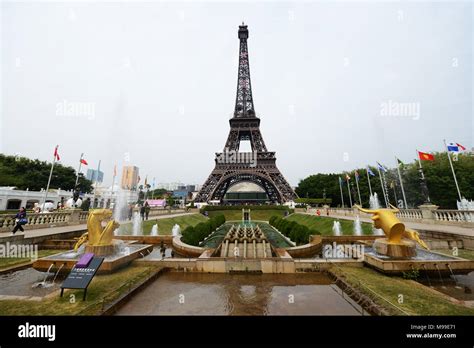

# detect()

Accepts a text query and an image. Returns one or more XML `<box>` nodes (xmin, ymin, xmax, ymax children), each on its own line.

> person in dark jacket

<box><xmin>144</xmin><ymin>202</ymin><xmax>150</xmax><ymax>220</ymax></box>
<box><xmin>12</xmin><ymin>207</ymin><xmax>27</xmax><ymax>234</ymax></box>
<box><xmin>140</xmin><ymin>205</ymin><xmax>145</xmax><ymax>220</ymax></box>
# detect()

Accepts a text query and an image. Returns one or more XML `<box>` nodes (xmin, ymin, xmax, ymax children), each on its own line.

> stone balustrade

<box><xmin>0</xmin><ymin>210</ymin><xmax>76</xmax><ymax>231</ymax></box>
<box><xmin>396</xmin><ymin>209</ymin><xmax>423</xmax><ymax>220</ymax></box>
<box><xmin>324</xmin><ymin>206</ymin><xmax>474</xmax><ymax>227</ymax></box>
<box><xmin>433</xmin><ymin>209</ymin><xmax>474</xmax><ymax>223</ymax></box>
<box><xmin>0</xmin><ymin>208</ymin><xmax>187</xmax><ymax>233</ymax></box>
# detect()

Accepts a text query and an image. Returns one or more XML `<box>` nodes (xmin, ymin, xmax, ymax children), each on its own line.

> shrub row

<box><xmin>269</xmin><ymin>216</ymin><xmax>320</xmax><ymax>245</ymax></box>
<box><xmin>200</xmin><ymin>205</ymin><xmax>293</xmax><ymax>212</ymax></box>
<box><xmin>181</xmin><ymin>214</ymin><xmax>226</xmax><ymax>246</ymax></box>
<box><xmin>294</xmin><ymin>198</ymin><xmax>332</xmax><ymax>205</ymax></box>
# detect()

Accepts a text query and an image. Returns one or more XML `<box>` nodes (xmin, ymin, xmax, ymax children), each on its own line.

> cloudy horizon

<box><xmin>1</xmin><ymin>1</ymin><xmax>472</xmax><ymax>188</ymax></box>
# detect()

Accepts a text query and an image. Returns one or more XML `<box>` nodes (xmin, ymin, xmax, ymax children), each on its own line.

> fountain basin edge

<box><xmin>32</xmin><ymin>244</ymin><xmax>154</xmax><ymax>274</ymax></box>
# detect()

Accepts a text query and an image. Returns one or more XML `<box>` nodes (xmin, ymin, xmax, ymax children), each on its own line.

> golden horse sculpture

<box><xmin>74</xmin><ymin>209</ymin><xmax>120</xmax><ymax>256</ymax></box>
<box><xmin>355</xmin><ymin>204</ymin><xmax>429</xmax><ymax>258</ymax></box>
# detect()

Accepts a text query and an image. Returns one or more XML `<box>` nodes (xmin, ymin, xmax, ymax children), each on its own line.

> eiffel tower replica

<box><xmin>195</xmin><ymin>23</ymin><xmax>297</xmax><ymax>204</ymax></box>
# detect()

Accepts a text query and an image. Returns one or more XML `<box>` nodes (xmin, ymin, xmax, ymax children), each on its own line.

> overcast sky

<box><xmin>1</xmin><ymin>1</ymin><xmax>472</xmax><ymax>188</ymax></box>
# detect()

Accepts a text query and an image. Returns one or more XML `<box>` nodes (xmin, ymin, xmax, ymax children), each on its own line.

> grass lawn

<box><xmin>331</xmin><ymin>266</ymin><xmax>474</xmax><ymax>315</ymax></box>
<box><xmin>0</xmin><ymin>265</ymin><xmax>159</xmax><ymax>315</ymax></box>
<box><xmin>434</xmin><ymin>249</ymin><xmax>474</xmax><ymax>260</ymax></box>
<box><xmin>207</xmin><ymin>209</ymin><xmax>288</xmax><ymax>221</ymax></box>
<box><xmin>286</xmin><ymin>213</ymin><xmax>373</xmax><ymax>235</ymax></box>
<box><xmin>117</xmin><ymin>214</ymin><xmax>208</xmax><ymax>235</ymax></box>
<box><xmin>0</xmin><ymin>250</ymin><xmax>67</xmax><ymax>271</ymax></box>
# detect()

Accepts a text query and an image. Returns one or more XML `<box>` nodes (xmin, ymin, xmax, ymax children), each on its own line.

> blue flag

<box><xmin>367</xmin><ymin>166</ymin><xmax>375</xmax><ymax>177</ymax></box>
<box><xmin>377</xmin><ymin>162</ymin><xmax>387</xmax><ymax>173</ymax></box>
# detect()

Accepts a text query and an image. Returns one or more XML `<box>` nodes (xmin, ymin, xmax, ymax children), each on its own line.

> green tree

<box><xmin>295</xmin><ymin>152</ymin><xmax>474</xmax><ymax>209</ymax></box>
<box><xmin>0</xmin><ymin>154</ymin><xmax>93</xmax><ymax>193</ymax></box>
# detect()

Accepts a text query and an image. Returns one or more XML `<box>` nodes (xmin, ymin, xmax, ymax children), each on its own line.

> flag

<box><xmin>447</xmin><ymin>142</ymin><xmax>466</xmax><ymax>152</ymax></box>
<box><xmin>113</xmin><ymin>164</ymin><xmax>117</xmax><ymax>177</ymax></box>
<box><xmin>144</xmin><ymin>176</ymin><xmax>148</xmax><ymax>186</ymax></box>
<box><xmin>396</xmin><ymin>157</ymin><xmax>404</xmax><ymax>167</ymax></box>
<box><xmin>355</xmin><ymin>170</ymin><xmax>360</xmax><ymax>181</ymax></box>
<box><xmin>53</xmin><ymin>145</ymin><xmax>60</xmax><ymax>161</ymax></box>
<box><xmin>418</xmin><ymin>151</ymin><xmax>434</xmax><ymax>161</ymax></box>
<box><xmin>453</xmin><ymin>152</ymin><xmax>459</xmax><ymax>162</ymax></box>
<box><xmin>80</xmin><ymin>158</ymin><xmax>88</xmax><ymax>165</ymax></box>
<box><xmin>138</xmin><ymin>175</ymin><xmax>141</xmax><ymax>183</ymax></box>
<box><xmin>376</xmin><ymin>162</ymin><xmax>387</xmax><ymax>172</ymax></box>
<box><xmin>345</xmin><ymin>174</ymin><xmax>351</xmax><ymax>181</ymax></box>
<box><xmin>367</xmin><ymin>167</ymin><xmax>375</xmax><ymax>177</ymax></box>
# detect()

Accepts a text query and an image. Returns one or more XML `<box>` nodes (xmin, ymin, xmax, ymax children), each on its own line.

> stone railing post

<box><xmin>418</xmin><ymin>203</ymin><xmax>439</xmax><ymax>223</ymax></box>
<box><xmin>67</xmin><ymin>209</ymin><xmax>81</xmax><ymax>224</ymax></box>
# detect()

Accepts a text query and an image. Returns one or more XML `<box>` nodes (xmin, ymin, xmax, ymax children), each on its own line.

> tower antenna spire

<box><xmin>234</xmin><ymin>23</ymin><xmax>255</xmax><ymax>117</ymax></box>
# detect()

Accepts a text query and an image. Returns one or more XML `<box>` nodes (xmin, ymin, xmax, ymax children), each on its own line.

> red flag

<box><xmin>418</xmin><ymin>151</ymin><xmax>434</xmax><ymax>161</ymax></box>
<box><xmin>53</xmin><ymin>145</ymin><xmax>60</xmax><ymax>161</ymax></box>
<box><xmin>80</xmin><ymin>158</ymin><xmax>88</xmax><ymax>165</ymax></box>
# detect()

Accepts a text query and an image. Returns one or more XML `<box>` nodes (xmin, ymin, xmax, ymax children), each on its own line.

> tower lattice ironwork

<box><xmin>195</xmin><ymin>23</ymin><xmax>297</xmax><ymax>204</ymax></box>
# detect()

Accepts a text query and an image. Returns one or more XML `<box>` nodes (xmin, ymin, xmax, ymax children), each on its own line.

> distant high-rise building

<box><xmin>86</xmin><ymin>169</ymin><xmax>104</xmax><ymax>183</ymax></box>
<box><xmin>121</xmin><ymin>166</ymin><xmax>139</xmax><ymax>190</ymax></box>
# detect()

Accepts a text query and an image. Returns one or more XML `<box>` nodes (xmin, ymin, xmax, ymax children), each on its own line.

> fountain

<box><xmin>422</xmin><ymin>264</ymin><xmax>432</xmax><ymax>287</ymax></box>
<box><xmin>132</xmin><ymin>211</ymin><xmax>142</xmax><ymax>236</ymax></box>
<box><xmin>151</xmin><ymin>224</ymin><xmax>159</xmax><ymax>236</ymax></box>
<box><xmin>435</xmin><ymin>264</ymin><xmax>445</xmax><ymax>288</ymax></box>
<box><xmin>351</xmin><ymin>204</ymin><xmax>474</xmax><ymax>276</ymax></box>
<box><xmin>353</xmin><ymin>216</ymin><xmax>362</xmax><ymax>236</ymax></box>
<box><xmin>447</xmin><ymin>264</ymin><xmax>463</xmax><ymax>289</ymax></box>
<box><xmin>356</xmin><ymin>204</ymin><xmax>428</xmax><ymax>258</ymax></box>
<box><xmin>41</xmin><ymin>263</ymin><xmax>54</xmax><ymax>287</ymax></box>
<box><xmin>172</xmin><ymin>224</ymin><xmax>181</xmax><ymax>237</ymax></box>
<box><xmin>33</xmin><ymin>208</ymin><xmax>153</xmax><ymax>273</ymax></box>
<box><xmin>52</xmin><ymin>263</ymin><xmax>65</xmax><ymax>283</ymax></box>
<box><xmin>113</xmin><ymin>188</ymin><xmax>129</xmax><ymax>222</ymax></box>
<box><xmin>369</xmin><ymin>192</ymin><xmax>381</xmax><ymax>209</ymax></box>
<box><xmin>332</xmin><ymin>221</ymin><xmax>342</xmax><ymax>236</ymax></box>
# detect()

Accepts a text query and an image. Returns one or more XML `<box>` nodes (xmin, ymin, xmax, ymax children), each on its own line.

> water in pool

<box><xmin>116</xmin><ymin>272</ymin><xmax>363</xmax><ymax>315</ymax></box>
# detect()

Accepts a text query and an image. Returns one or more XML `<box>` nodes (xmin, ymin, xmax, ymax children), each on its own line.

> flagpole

<box><xmin>355</xmin><ymin>173</ymin><xmax>362</xmax><ymax>206</ymax></box>
<box><xmin>338</xmin><ymin>178</ymin><xmax>345</xmax><ymax>208</ymax></box>
<box><xmin>396</xmin><ymin>157</ymin><xmax>408</xmax><ymax>209</ymax></box>
<box><xmin>366</xmin><ymin>167</ymin><xmax>373</xmax><ymax>197</ymax></box>
<box><xmin>346</xmin><ymin>177</ymin><xmax>353</xmax><ymax>207</ymax></box>
<box><xmin>75</xmin><ymin>153</ymin><xmax>84</xmax><ymax>188</ymax></box>
<box><xmin>382</xmin><ymin>170</ymin><xmax>390</xmax><ymax>207</ymax></box>
<box><xmin>443</xmin><ymin>139</ymin><xmax>462</xmax><ymax>202</ymax></box>
<box><xmin>377</xmin><ymin>165</ymin><xmax>389</xmax><ymax>208</ymax></box>
<box><xmin>93</xmin><ymin>160</ymin><xmax>101</xmax><ymax>208</ymax></box>
<box><xmin>416</xmin><ymin>150</ymin><xmax>431</xmax><ymax>203</ymax></box>
<box><xmin>391</xmin><ymin>181</ymin><xmax>398</xmax><ymax>207</ymax></box>
<box><xmin>41</xmin><ymin>146</ymin><xmax>58</xmax><ymax>211</ymax></box>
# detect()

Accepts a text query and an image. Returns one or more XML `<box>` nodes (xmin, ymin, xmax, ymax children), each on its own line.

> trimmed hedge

<box><xmin>269</xmin><ymin>215</ymin><xmax>320</xmax><ymax>245</ymax></box>
<box><xmin>200</xmin><ymin>205</ymin><xmax>293</xmax><ymax>213</ymax></box>
<box><xmin>181</xmin><ymin>214</ymin><xmax>226</xmax><ymax>246</ymax></box>
<box><xmin>294</xmin><ymin>198</ymin><xmax>332</xmax><ymax>205</ymax></box>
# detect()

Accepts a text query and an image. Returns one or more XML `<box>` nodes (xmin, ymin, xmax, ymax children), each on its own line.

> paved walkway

<box><xmin>0</xmin><ymin>212</ymin><xmax>196</xmax><ymax>242</ymax></box>
<box><xmin>303</xmin><ymin>212</ymin><xmax>474</xmax><ymax>238</ymax></box>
